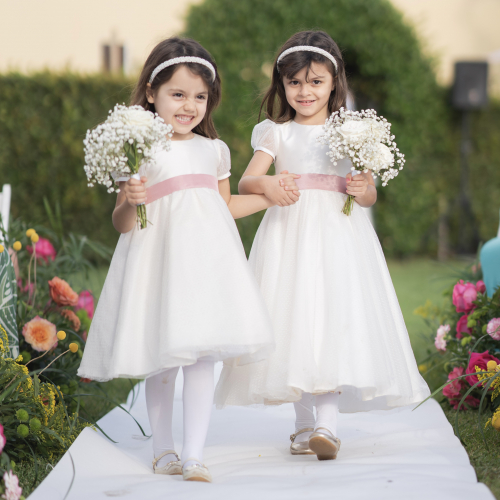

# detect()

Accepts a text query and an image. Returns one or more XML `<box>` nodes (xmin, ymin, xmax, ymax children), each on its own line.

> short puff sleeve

<box><xmin>216</xmin><ymin>139</ymin><xmax>231</xmax><ymax>180</ymax></box>
<box><xmin>251</xmin><ymin>119</ymin><xmax>277</xmax><ymax>161</ymax></box>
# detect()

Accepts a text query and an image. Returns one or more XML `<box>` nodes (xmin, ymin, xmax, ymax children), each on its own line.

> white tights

<box><xmin>145</xmin><ymin>360</ymin><xmax>215</xmax><ymax>468</ymax></box>
<box><xmin>293</xmin><ymin>392</ymin><xmax>339</xmax><ymax>442</ymax></box>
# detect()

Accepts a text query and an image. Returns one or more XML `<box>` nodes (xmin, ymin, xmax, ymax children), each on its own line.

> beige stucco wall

<box><xmin>1</xmin><ymin>0</ymin><xmax>499</xmax><ymax>94</ymax></box>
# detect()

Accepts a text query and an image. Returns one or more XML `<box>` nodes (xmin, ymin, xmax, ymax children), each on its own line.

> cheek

<box><xmin>196</xmin><ymin>100</ymin><xmax>208</xmax><ymax>120</ymax></box>
<box><xmin>155</xmin><ymin>97</ymin><xmax>178</xmax><ymax>122</ymax></box>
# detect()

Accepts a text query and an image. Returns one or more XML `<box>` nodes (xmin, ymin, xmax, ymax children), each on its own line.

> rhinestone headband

<box><xmin>149</xmin><ymin>56</ymin><xmax>216</xmax><ymax>84</ymax></box>
<box><xmin>277</xmin><ymin>46</ymin><xmax>338</xmax><ymax>74</ymax></box>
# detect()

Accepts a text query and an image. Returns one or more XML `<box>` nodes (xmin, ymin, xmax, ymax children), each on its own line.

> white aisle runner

<box><xmin>31</xmin><ymin>366</ymin><xmax>494</xmax><ymax>500</ymax></box>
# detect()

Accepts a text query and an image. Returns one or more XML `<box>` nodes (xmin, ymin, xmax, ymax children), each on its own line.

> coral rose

<box><xmin>61</xmin><ymin>310</ymin><xmax>81</xmax><ymax>331</ymax></box>
<box><xmin>487</xmin><ymin>318</ymin><xmax>500</xmax><ymax>340</ymax></box>
<box><xmin>452</xmin><ymin>280</ymin><xmax>481</xmax><ymax>313</ymax></box>
<box><xmin>466</xmin><ymin>350</ymin><xmax>500</xmax><ymax>387</ymax></box>
<box><xmin>456</xmin><ymin>314</ymin><xmax>472</xmax><ymax>339</ymax></box>
<box><xmin>48</xmin><ymin>277</ymin><xmax>78</xmax><ymax>306</ymax></box>
<box><xmin>27</xmin><ymin>237</ymin><xmax>56</xmax><ymax>263</ymax></box>
<box><xmin>22</xmin><ymin>316</ymin><xmax>57</xmax><ymax>352</ymax></box>
<box><xmin>75</xmin><ymin>290</ymin><xmax>94</xmax><ymax>319</ymax></box>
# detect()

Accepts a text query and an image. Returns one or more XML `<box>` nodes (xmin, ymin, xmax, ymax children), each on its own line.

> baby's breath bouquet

<box><xmin>83</xmin><ymin>104</ymin><xmax>173</xmax><ymax>229</ymax></box>
<box><xmin>318</xmin><ymin>108</ymin><xmax>405</xmax><ymax>215</ymax></box>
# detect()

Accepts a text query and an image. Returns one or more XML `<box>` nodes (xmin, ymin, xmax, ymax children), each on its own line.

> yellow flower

<box><xmin>26</xmin><ymin>228</ymin><xmax>36</xmax><ymax>237</ymax></box>
<box><xmin>31</xmin><ymin>233</ymin><xmax>40</xmax><ymax>243</ymax></box>
<box><xmin>13</xmin><ymin>241</ymin><xmax>22</xmax><ymax>251</ymax></box>
<box><xmin>69</xmin><ymin>343</ymin><xmax>78</xmax><ymax>353</ymax></box>
<box><xmin>0</xmin><ymin>244</ymin><xmax>4</xmax><ymax>253</ymax></box>
<box><xmin>491</xmin><ymin>408</ymin><xmax>500</xmax><ymax>431</ymax></box>
<box><xmin>57</xmin><ymin>331</ymin><xmax>66</xmax><ymax>340</ymax></box>
<box><xmin>15</xmin><ymin>354</ymin><xmax>23</xmax><ymax>363</ymax></box>
<box><xmin>487</xmin><ymin>360</ymin><xmax>498</xmax><ymax>371</ymax></box>
<box><xmin>418</xmin><ymin>364</ymin><xmax>427</xmax><ymax>373</ymax></box>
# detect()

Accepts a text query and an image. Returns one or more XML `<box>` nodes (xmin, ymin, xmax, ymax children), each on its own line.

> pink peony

<box><xmin>27</xmin><ymin>237</ymin><xmax>56</xmax><ymax>263</ymax></box>
<box><xmin>452</xmin><ymin>280</ymin><xmax>484</xmax><ymax>313</ymax></box>
<box><xmin>75</xmin><ymin>290</ymin><xmax>94</xmax><ymax>319</ymax></box>
<box><xmin>487</xmin><ymin>318</ymin><xmax>500</xmax><ymax>340</ymax></box>
<box><xmin>22</xmin><ymin>316</ymin><xmax>57</xmax><ymax>352</ymax></box>
<box><xmin>2</xmin><ymin>470</ymin><xmax>23</xmax><ymax>500</ymax></box>
<box><xmin>456</xmin><ymin>314</ymin><xmax>472</xmax><ymax>339</ymax></box>
<box><xmin>434</xmin><ymin>324</ymin><xmax>450</xmax><ymax>351</ymax></box>
<box><xmin>466</xmin><ymin>350</ymin><xmax>500</xmax><ymax>387</ymax></box>
<box><xmin>0</xmin><ymin>423</ymin><xmax>5</xmax><ymax>454</ymax></box>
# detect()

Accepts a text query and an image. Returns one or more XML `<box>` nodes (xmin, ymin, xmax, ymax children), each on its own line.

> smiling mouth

<box><xmin>297</xmin><ymin>100</ymin><xmax>316</xmax><ymax>106</ymax></box>
<box><xmin>175</xmin><ymin>115</ymin><xmax>195</xmax><ymax>124</ymax></box>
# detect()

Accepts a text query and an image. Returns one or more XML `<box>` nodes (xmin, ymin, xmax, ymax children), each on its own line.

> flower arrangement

<box><xmin>415</xmin><ymin>263</ymin><xmax>500</xmax><ymax>438</ymax></box>
<box><xmin>318</xmin><ymin>108</ymin><xmax>405</xmax><ymax>215</ymax></box>
<box><xmin>83</xmin><ymin>104</ymin><xmax>173</xmax><ymax>229</ymax></box>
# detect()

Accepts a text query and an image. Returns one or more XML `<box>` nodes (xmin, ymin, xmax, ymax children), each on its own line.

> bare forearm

<box><xmin>112</xmin><ymin>202</ymin><xmax>137</xmax><ymax>233</ymax></box>
<box><xmin>354</xmin><ymin>185</ymin><xmax>377</xmax><ymax>208</ymax></box>
<box><xmin>238</xmin><ymin>175</ymin><xmax>268</xmax><ymax>195</ymax></box>
<box><xmin>227</xmin><ymin>194</ymin><xmax>274</xmax><ymax>219</ymax></box>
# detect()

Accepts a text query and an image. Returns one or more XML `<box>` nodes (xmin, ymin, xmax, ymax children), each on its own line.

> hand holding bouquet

<box><xmin>83</xmin><ymin>104</ymin><xmax>173</xmax><ymax>229</ymax></box>
<box><xmin>318</xmin><ymin>108</ymin><xmax>405</xmax><ymax>215</ymax></box>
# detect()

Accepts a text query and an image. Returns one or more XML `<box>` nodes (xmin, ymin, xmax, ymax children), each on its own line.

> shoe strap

<box><xmin>182</xmin><ymin>457</ymin><xmax>206</xmax><ymax>469</ymax></box>
<box><xmin>314</xmin><ymin>427</ymin><xmax>339</xmax><ymax>442</ymax></box>
<box><xmin>290</xmin><ymin>427</ymin><xmax>314</xmax><ymax>442</ymax></box>
<box><xmin>152</xmin><ymin>450</ymin><xmax>180</xmax><ymax>469</ymax></box>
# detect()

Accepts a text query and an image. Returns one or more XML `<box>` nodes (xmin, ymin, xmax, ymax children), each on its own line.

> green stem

<box><xmin>342</xmin><ymin>195</ymin><xmax>355</xmax><ymax>215</ymax></box>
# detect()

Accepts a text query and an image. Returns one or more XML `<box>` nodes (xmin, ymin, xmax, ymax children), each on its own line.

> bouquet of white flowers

<box><xmin>83</xmin><ymin>104</ymin><xmax>173</xmax><ymax>229</ymax></box>
<box><xmin>318</xmin><ymin>108</ymin><xmax>405</xmax><ymax>215</ymax></box>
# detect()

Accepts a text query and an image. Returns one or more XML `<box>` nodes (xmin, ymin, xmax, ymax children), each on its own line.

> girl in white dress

<box><xmin>215</xmin><ymin>31</ymin><xmax>429</xmax><ymax>460</ymax></box>
<box><xmin>78</xmin><ymin>37</ymin><xmax>275</xmax><ymax>482</ymax></box>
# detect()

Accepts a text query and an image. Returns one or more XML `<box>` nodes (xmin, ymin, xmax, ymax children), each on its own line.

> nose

<box><xmin>297</xmin><ymin>84</ymin><xmax>312</xmax><ymax>97</ymax></box>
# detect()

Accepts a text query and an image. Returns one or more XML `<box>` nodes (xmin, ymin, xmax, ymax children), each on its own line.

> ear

<box><xmin>146</xmin><ymin>83</ymin><xmax>155</xmax><ymax>104</ymax></box>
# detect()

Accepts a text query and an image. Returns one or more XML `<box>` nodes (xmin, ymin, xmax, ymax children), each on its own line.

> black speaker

<box><xmin>452</xmin><ymin>62</ymin><xmax>488</xmax><ymax>110</ymax></box>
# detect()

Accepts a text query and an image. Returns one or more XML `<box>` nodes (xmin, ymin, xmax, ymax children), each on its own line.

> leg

<box><xmin>181</xmin><ymin>360</ymin><xmax>215</xmax><ymax>467</ymax></box>
<box><xmin>293</xmin><ymin>392</ymin><xmax>315</xmax><ymax>443</ymax></box>
<box><xmin>145</xmin><ymin>367</ymin><xmax>180</xmax><ymax>468</ymax></box>
<box><xmin>315</xmin><ymin>392</ymin><xmax>339</xmax><ymax>436</ymax></box>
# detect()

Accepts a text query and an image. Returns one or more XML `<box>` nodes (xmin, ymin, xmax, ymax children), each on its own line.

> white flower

<box><xmin>2</xmin><ymin>470</ymin><xmax>23</xmax><ymax>500</ymax></box>
<box><xmin>121</xmin><ymin>108</ymin><xmax>154</xmax><ymax>129</ymax></box>
<box><xmin>338</xmin><ymin>120</ymin><xmax>370</xmax><ymax>142</ymax></box>
<box><xmin>434</xmin><ymin>324</ymin><xmax>450</xmax><ymax>351</ymax></box>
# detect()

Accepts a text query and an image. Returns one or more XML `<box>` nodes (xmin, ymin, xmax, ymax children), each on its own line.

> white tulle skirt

<box><xmin>215</xmin><ymin>190</ymin><xmax>429</xmax><ymax>412</ymax></box>
<box><xmin>78</xmin><ymin>188</ymin><xmax>274</xmax><ymax>382</ymax></box>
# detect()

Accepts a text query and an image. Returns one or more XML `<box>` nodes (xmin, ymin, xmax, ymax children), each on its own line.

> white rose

<box><xmin>122</xmin><ymin>109</ymin><xmax>154</xmax><ymax>129</ymax></box>
<box><xmin>376</xmin><ymin>143</ymin><xmax>393</xmax><ymax>168</ymax></box>
<box><xmin>338</xmin><ymin>120</ymin><xmax>370</xmax><ymax>142</ymax></box>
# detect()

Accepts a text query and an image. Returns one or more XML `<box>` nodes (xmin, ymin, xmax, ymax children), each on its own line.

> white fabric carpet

<box><xmin>30</xmin><ymin>366</ymin><xmax>495</xmax><ymax>500</ymax></box>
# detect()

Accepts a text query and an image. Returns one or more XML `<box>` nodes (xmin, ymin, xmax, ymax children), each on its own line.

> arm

<box><xmin>112</xmin><ymin>176</ymin><xmax>148</xmax><ymax>233</ymax></box>
<box><xmin>346</xmin><ymin>172</ymin><xmax>377</xmax><ymax>208</ymax></box>
<box><xmin>219</xmin><ymin>178</ymin><xmax>275</xmax><ymax>219</ymax></box>
<box><xmin>238</xmin><ymin>151</ymin><xmax>301</xmax><ymax>207</ymax></box>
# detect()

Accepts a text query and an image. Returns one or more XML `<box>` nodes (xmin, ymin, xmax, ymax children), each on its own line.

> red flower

<box><xmin>48</xmin><ymin>277</ymin><xmax>78</xmax><ymax>307</ymax></box>
<box><xmin>80</xmin><ymin>377</ymin><xmax>92</xmax><ymax>383</ymax></box>
<box><xmin>456</xmin><ymin>314</ymin><xmax>472</xmax><ymax>339</ymax></box>
<box><xmin>452</xmin><ymin>280</ymin><xmax>484</xmax><ymax>313</ymax></box>
<box><xmin>27</xmin><ymin>237</ymin><xmax>56</xmax><ymax>263</ymax></box>
<box><xmin>465</xmin><ymin>351</ymin><xmax>500</xmax><ymax>387</ymax></box>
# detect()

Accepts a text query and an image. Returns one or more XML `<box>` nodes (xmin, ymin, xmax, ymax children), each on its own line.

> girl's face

<box><xmin>147</xmin><ymin>65</ymin><xmax>209</xmax><ymax>140</ymax></box>
<box><xmin>283</xmin><ymin>62</ymin><xmax>335</xmax><ymax>124</ymax></box>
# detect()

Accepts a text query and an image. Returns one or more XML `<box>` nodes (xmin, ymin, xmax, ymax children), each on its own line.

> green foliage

<box><xmin>0</xmin><ymin>72</ymin><xmax>131</xmax><ymax>249</ymax></box>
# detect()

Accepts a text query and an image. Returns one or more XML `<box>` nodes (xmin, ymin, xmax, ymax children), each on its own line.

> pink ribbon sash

<box><xmin>146</xmin><ymin>174</ymin><xmax>218</xmax><ymax>205</ymax></box>
<box><xmin>295</xmin><ymin>173</ymin><xmax>346</xmax><ymax>194</ymax></box>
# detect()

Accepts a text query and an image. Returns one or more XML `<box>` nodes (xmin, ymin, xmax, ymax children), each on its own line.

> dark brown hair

<box><xmin>131</xmin><ymin>36</ymin><xmax>221</xmax><ymax>139</ymax></box>
<box><xmin>260</xmin><ymin>31</ymin><xmax>348</xmax><ymax>123</ymax></box>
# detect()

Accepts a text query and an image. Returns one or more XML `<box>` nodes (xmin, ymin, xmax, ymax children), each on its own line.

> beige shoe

<box><xmin>290</xmin><ymin>427</ymin><xmax>315</xmax><ymax>455</ymax></box>
<box><xmin>152</xmin><ymin>450</ymin><xmax>182</xmax><ymax>475</ymax></box>
<box><xmin>182</xmin><ymin>459</ymin><xmax>212</xmax><ymax>483</ymax></box>
<box><xmin>308</xmin><ymin>428</ymin><xmax>341</xmax><ymax>461</ymax></box>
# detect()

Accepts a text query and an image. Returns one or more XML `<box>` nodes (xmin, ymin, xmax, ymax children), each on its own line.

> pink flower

<box><xmin>476</xmin><ymin>280</ymin><xmax>486</xmax><ymax>294</ymax></box>
<box><xmin>22</xmin><ymin>316</ymin><xmax>57</xmax><ymax>352</ymax></box>
<box><xmin>27</xmin><ymin>237</ymin><xmax>56</xmax><ymax>263</ymax></box>
<box><xmin>82</xmin><ymin>331</ymin><xmax>88</xmax><ymax>342</ymax></box>
<box><xmin>75</xmin><ymin>290</ymin><xmax>94</xmax><ymax>319</ymax></box>
<box><xmin>0</xmin><ymin>423</ymin><xmax>5</xmax><ymax>454</ymax></box>
<box><xmin>466</xmin><ymin>350</ymin><xmax>500</xmax><ymax>387</ymax></box>
<box><xmin>443</xmin><ymin>367</ymin><xmax>482</xmax><ymax>410</ymax></box>
<box><xmin>2</xmin><ymin>470</ymin><xmax>23</xmax><ymax>500</ymax></box>
<box><xmin>487</xmin><ymin>318</ymin><xmax>500</xmax><ymax>340</ymax></box>
<box><xmin>464</xmin><ymin>395</ymin><xmax>480</xmax><ymax>408</ymax></box>
<box><xmin>434</xmin><ymin>324</ymin><xmax>450</xmax><ymax>351</ymax></box>
<box><xmin>452</xmin><ymin>280</ymin><xmax>479</xmax><ymax>313</ymax></box>
<box><xmin>456</xmin><ymin>315</ymin><xmax>472</xmax><ymax>339</ymax></box>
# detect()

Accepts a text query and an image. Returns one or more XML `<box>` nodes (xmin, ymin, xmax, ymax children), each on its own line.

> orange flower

<box><xmin>48</xmin><ymin>277</ymin><xmax>79</xmax><ymax>307</ymax></box>
<box><xmin>61</xmin><ymin>309</ymin><xmax>81</xmax><ymax>331</ymax></box>
<box><xmin>22</xmin><ymin>316</ymin><xmax>57</xmax><ymax>352</ymax></box>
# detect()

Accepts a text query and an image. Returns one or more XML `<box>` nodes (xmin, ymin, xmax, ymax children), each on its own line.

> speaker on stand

<box><xmin>452</xmin><ymin>62</ymin><xmax>488</xmax><ymax>254</ymax></box>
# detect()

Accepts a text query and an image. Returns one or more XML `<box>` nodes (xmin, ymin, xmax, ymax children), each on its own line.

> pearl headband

<box><xmin>149</xmin><ymin>56</ymin><xmax>217</xmax><ymax>84</ymax></box>
<box><xmin>277</xmin><ymin>46</ymin><xmax>338</xmax><ymax>74</ymax></box>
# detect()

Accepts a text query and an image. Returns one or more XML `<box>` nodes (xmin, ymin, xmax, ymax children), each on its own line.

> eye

<box><xmin>312</xmin><ymin>80</ymin><xmax>322</xmax><ymax>85</ymax></box>
<box><xmin>196</xmin><ymin>94</ymin><xmax>207</xmax><ymax>100</ymax></box>
<box><xmin>288</xmin><ymin>80</ymin><xmax>299</xmax><ymax>86</ymax></box>
<box><xmin>173</xmin><ymin>93</ymin><xmax>183</xmax><ymax>98</ymax></box>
